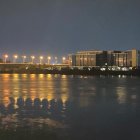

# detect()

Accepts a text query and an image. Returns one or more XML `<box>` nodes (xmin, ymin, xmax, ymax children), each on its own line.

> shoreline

<box><xmin>0</xmin><ymin>69</ymin><xmax>140</xmax><ymax>76</ymax></box>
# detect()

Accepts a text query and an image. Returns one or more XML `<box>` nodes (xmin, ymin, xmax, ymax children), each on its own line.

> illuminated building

<box><xmin>69</xmin><ymin>49</ymin><xmax>140</xmax><ymax>67</ymax></box>
<box><xmin>112</xmin><ymin>49</ymin><xmax>140</xmax><ymax>67</ymax></box>
<box><xmin>69</xmin><ymin>50</ymin><xmax>107</xmax><ymax>67</ymax></box>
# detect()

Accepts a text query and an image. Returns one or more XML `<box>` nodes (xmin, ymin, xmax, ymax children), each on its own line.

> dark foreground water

<box><xmin>0</xmin><ymin>74</ymin><xmax>140</xmax><ymax>140</ymax></box>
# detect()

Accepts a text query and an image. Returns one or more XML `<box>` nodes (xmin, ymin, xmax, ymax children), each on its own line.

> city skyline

<box><xmin>0</xmin><ymin>48</ymin><xmax>140</xmax><ymax>65</ymax></box>
<box><xmin>0</xmin><ymin>0</ymin><xmax>140</xmax><ymax>57</ymax></box>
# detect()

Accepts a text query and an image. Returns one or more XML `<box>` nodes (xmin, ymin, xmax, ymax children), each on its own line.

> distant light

<box><xmin>22</xmin><ymin>55</ymin><xmax>27</xmax><ymax>63</ymax></box>
<box><xmin>14</xmin><ymin>55</ymin><xmax>18</xmax><ymax>59</ymax></box>
<box><xmin>31</xmin><ymin>56</ymin><xmax>35</xmax><ymax>59</ymax></box>
<box><xmin>40</xmin><ymin>56</ymin><xmax>43</xmax><ymax>59</ymax></box>
<box><xmin>100</xmin><ymin>68</ymin><xmax>106</xmax><ymax>71</ymax></box>
<box><xmin>13</xmin><ymin>55</ymin><xmax>18</xmax><ymax>63</ymax></box>
<box><xmin>88</xmin><ymin>68</ymin><xmax>91</xmax><ymax>71</ymax></box>
<box><xmin>62</xmin><ymin>57</ymin><xmax>66</xmax><ymax>60</ymax></box>
<box><xmin>4</xmin><ymin>54</ymin><xmax>8</xmax><ymax>58</ymax></box>
<box><xmin>112</xmin><ymin>67</ymin><xmax>115</xmax><ymax>71</ymax></box>
<box><xmin>3</xmin><ymin>54</ymin><xmax>8</xmax><ymax>63</ymax></box>
<box><xmin>117</xmin><ymin>67</ymin><xmax>121</xmax><ymax>70</ymax></box>
<box><xmin>122</xmin><ymin>67</ymin><xmax>129</xmax><ymax>71</ymax></box>
<box><xmin>31</xmin><ymin>56</ymin><xmax>35</xmax><ymax>64</ymax></box>
<box><xmin>22</xmin><ymin>55</ymin><xmax>27</xmax><ymax>59</ymax></box>
<box><xmin>48</xmin><ymin>56</ymin><xmax>51</xmax><ymax>60</ymax></box>
<box><xmin>39</xmin><ymin>56</ymin><xmax>44</xmax><ymax>64</ymax></box>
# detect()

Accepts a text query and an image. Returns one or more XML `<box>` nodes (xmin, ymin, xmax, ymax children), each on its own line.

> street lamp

<box><xmin>13</xmin><ymin>55</ymin><xmax>18</xmax><ymax>63</ymax></box>
<box><xmin>4</xmin><ymin>54</ymin><xmax>8</xmax><ymax>63</ymax></box>
<box><xmin>62</xmin><ymin>57</ymin><xmax>66</xmax><ymax>64</ymax></box>
<box><xmin>22</xmin><ymin>56</ymin><xmax>27</xmax><ymax>63</ymax></box>
<box><xmin>39</xmin><ymin>56</ymin><xmax>43</xmax><ymax>64</ymax></box>
<box><xmin>31</xmin><ymin>56</ymin><xmax>35</xmax><ymax>64</ymax></box>
<box><xmin>55</xmin><ymin>57</ymin><xmax>58</xmax><ymax>64</ymax></box>
<box><xmin>47</xmin><ymin>56</ymin><xmax>51</xmax><ymax>64</ymax></box>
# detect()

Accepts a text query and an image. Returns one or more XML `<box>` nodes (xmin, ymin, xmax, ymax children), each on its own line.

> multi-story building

<box><xmin>69</xmin><ymin>50</ymin><xmax>108</xmax><ymax>67</ymax></box>
<box><xmin>69</xmin><ymin>49</ymin><xmax>140</xmax><ymax>68</ymax></box>
<box><xmin>112</xmin><ymin>49</ymin><xmax>140</xmax><ymax>67</ymax></box>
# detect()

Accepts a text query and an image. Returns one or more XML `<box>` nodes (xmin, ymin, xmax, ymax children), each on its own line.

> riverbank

<box><xmin>0</xmin><ymin>68</ymin><xmax>140</xmax><ymax>76</ymax></box>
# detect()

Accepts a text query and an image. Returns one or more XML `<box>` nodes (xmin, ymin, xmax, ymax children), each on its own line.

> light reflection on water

<box><xmin>0</xmin><ymin>74</ymin><xmax>140</xmax><ymax>139</ymax></box>
<box><xmin>0</xmin><ymin>74</ymin><xmax>71</xmax><ymax>130</ymax></box>
<box><xmin>0</xmin><ymin>97</ymin><xmax>67</xmax><ymax>130</ymax></box>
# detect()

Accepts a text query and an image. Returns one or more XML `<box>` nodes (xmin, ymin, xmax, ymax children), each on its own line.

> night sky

<box><xmin>0</xmin><ymin>0</ymin><xmax>140</xmax><ymax>58</ymax></box>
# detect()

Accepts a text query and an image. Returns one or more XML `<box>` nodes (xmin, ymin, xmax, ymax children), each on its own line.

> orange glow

<box><xmin>62</xmin><ymin>57</ymin><xmax>66</xmax><ymax>60</ymax></box>
<box><xmin>47</xmin><ymin>94</ymin><xmax>54</xmax><ymax>101</ymax></box>
<box><xmin>61</xmin><ymin>94</ymin><xmax>68</xmax><ymax>105</ymax></box>
<box><xmin>14</xmin><ymin>55</ymin><xmax>18</xmax><ymax>59</ymax></box>
<box><xmin>2</xmin><ymin>74</ymin><xmax>10</xmax><ymax>79</ymax></box>
<box><xmin>48</xmin><ymin>56</ymin><xmax>51</xmax><ymax>60</ymax></box>
<box><xmin>47</xmin><ymin>74</ymin><xmax>52</xmax><ymax>79</ymax></box>
<box><xmin>22</xmin><ymin>74</ymin><xmax>28</xmax><ymax>78</ymax></box>
<box><xmin>40</xmin><ymin>56</ymin><xmax>43</xmax><ymax>59</ymax></box>
<box><xmin>13</xmin><ymin>74</ymin><xmax>19</xmax><ymax>79</ymax></box>
<box><xmin>61</xmin><ymin>75</ymin><xmax>66</xmax><ymax>79</ymax></box>
<box><xmin>30</xmin><ymin>74</ymin><xmax>36</xmax><ymax>79</ymax></box>
<box><xmin>39</xmin><ymin>74</ymin><xmax>44</xmax><ymax>79</ymax></box>
<box><xmin>4</xmin><ymin>54</ymin><xmax>8</xmax><ymax>58</ymax></box>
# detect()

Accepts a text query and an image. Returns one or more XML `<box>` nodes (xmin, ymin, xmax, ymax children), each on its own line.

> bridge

<box><xmin>0</xmin><ymin>63</ymin><xmax>69</xmax><ymax>72</ymax></box>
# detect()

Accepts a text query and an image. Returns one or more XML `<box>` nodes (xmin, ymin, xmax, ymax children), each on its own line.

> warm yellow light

<box><xmin>23</xmin><ymin>55</ymin><xmax>26</xmax><ymax>58</ymax></box>
<box><xmin>47</xmin><ymin>74</ymin><xmax>52</xmax><ymax>79</ymax></box>
<box><xmin>31</xmin><ymin>56</ymin><xmax>35</xmax><ymax>59</ymax></box>
<box><xmin>48</xmin><ymin>56</ymin><xmax>51</xmax><ymax>60</ymax></box>
<box><xmin>62</xmin><ymin>57</ymin><xmax>66</xmax><ymax>60</ymax></box>
<box><xmin>47</xmin><ymin>94</ymin><xmax>54</xmax><ymax>101</ymax></box>
<box><xmin>31</xmin><ymin>56</ymin><xmax>35</xmax><ymax>63</ymax></box>
<box><xmin>39</xmin><ymin>74</ymin><xmax>44</xmax><ymax>78</ymax></box>
<box><xmin>40</xmin><ymin>56</ymin><xmax>43</xmax><ymax>59</ymax></box>
<box><xmin>4</xmin><ymin>54</ymin><xmax>8</xmax><ymax>58</ymax></box>
<box><xmin>3</xmin><ymin>74</ymin><xmax>10</xmax><ymax>78</ymax></box>
<box><xmin>3</xmin><ymin>54</ymin><xmax>8</xmax><ymax>63</ymax></box>
<box><xmin>14</xmin><ymin>55</ymin><xmax>18</xmax><ymax>59</ymax></box>
<box><xmin>22</xmin><ymin>74</ymin><xmax>27</xmax><ymax>78</ymax></box>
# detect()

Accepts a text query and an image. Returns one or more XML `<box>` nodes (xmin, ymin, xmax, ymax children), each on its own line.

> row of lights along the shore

<box><xmin>2</xmin><ymin>54</ymin><xmax>66</xmax><ymax>64</ymax></box>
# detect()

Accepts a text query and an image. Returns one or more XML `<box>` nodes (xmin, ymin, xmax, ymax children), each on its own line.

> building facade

<box><xmin>69</xmin><ymin>49</ymin><xmax>140</xmax><ymax>68</ymax></box>
<box><xmin>69</xmin><ymin>50</ymin><xmax>108</xmax><ymax>67</ymax></box>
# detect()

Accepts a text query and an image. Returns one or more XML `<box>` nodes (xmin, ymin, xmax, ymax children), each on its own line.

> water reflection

<box><xmin>0</xmin><ymin>74</ymin><xmax>70</xmax><ymax>103</ymax></box>
<box><xmin>0</xmin><ymin>74</ymin><xmax>140</xmax><ymax>139</ymax></box>
<box><xmin>0</xmin><ymin>97</ymin><xmax>68</xmax><ymax>130</ymax></box>
<box><xmin>116</xmin><ymin>87</ymin><xmax>127</xmax><ymax>104</ymax></box>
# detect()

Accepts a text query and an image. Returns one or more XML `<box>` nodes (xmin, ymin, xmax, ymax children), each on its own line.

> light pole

<box><xmin>39</xmin><ymin>56</ymin><xmax>43</xmax><ymax>64</ymax></box>
<box><xmin>55</xmin><ymin>57</ymin><xmax>58</xmax><ymax>64</ymax></box>
<box><xmin>4</xmin><ymin>54</ymin><xmax>8</xmax><ymax>63</ymax></box>
<box><xmin>22</xmin><ymin>56</ymin><xmax>26</xmax><ymax>63</ymax></box>
<box><xmin>47</xmin><ymin>56</ymin><xmax>51</xmax><ymax>64</ymax></box>
<box><xmin>31</xmin><ymin>56</ymin><xmax>35</xmax><ymax>64</ymax></box>
<box><xmin>13</xmin><ymin>55</ymin><xmax>18</xmax><ymax>63</ymax></box>
<box><xmin>62</xmin><ymin>57</ymin><xmax>66</xmax><ymax>64</ymax></box>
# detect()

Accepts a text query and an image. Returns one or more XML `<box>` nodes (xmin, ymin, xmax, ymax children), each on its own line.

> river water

<box><xmin>0</xmin><ymin>74</ymin><xmax>140</xmax><ymax>140</ymax></box>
